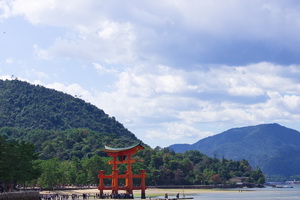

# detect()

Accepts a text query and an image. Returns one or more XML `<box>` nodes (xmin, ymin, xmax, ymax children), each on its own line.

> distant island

<box><xmin>169</xmin><ymin>123</ymin><xmax>300</xmax><ymax>181</ymax></box>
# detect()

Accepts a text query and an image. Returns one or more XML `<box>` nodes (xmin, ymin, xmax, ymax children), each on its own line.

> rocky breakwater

<box><xmin>0</xmin><ymin>191</ymin><xmax>40</xmax><ymax>200</ymax></box>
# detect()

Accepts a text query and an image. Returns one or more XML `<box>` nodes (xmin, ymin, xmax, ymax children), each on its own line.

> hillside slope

<box><xmin>0</xmin><ymin>79</ymin><xmax>141</xmax><ymax>159</ymax></box>
<box><xmin>169</xmin><ymin>123</ymin><xmax>300</xmax><ymax>176</ymax></box>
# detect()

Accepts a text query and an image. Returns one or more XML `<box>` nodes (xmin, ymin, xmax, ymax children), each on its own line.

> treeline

<box><xmin>137</xmin><ymin>148</ymin><xmax>265</xmax><ymax>185</ymax></box>
<box><xmin>0</xmin><ymin>127</ymin><xmax>143</xmax><ymax>160</ymax></box>
<box><xmin>0</xmin><ymin>135</ymin><xmax>265</xmax><ymax>190</ymax></box>
<box><xmin>33</xmin><ymin>149</ymin><xmax>266</xmax><ymax>188</ymax></box>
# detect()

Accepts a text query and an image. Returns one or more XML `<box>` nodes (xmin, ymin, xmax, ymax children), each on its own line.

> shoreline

<box><xmin>39</xmin><ymin>187</ymin><xmax>248</xmax><ymax>198</ymax></box>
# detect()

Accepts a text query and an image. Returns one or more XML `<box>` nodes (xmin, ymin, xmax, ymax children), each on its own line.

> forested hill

<box><xmin>0</xmin><ymin>79</ymin><xmax>131</xmax><ymax>134</ymax></box>
<box><xmin>0</xmin><ymin>79</ymin><xmax>141</xmax><ymax>159</ymax></box>
<box><xmin>170</xmin><ymin>123</ymin><xmax>300</xmax><ymax>177</ymax></box>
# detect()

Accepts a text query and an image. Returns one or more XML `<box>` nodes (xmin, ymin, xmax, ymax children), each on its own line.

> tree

<box><xmin>209</xmin><ymin>174</ymin><xmax>223</xmax><ymax>184</ymax></box>
<box><xmin>58</xmin><ymin>160</ymin><xmax>77</xmax><ymax>185</ymax></box>
<box><xmin>14</xmin><ymin>142</ymin><xmax>40</xmax><ymax>185</ymax></box>
<box><xmin>203</xmin><ymin>169</ymin><xmax>215</xmax><ymax>184</ymax></box>
<box><xmin>0</xmin><ymin>136</ymin><xmax>8</xmax><ymax>182</ymax></box>
<box><xmin>38</xmin><ymin>158</ymin><xmax>62</xmax><ymax>188</ymax></box>
<box><xmin>249</xmin><ymin>169</ymin><xmax>265</xmax><ymax>184</ymax></box>
<box><xmin>82</xmin><ymin>155</ymin><xmax>105</xmax><ymax>184</ymax></box>
<box><xmin>0</xmin><ymin>137</ymin><xmax>40</xmax><ymax>190</ymax></box>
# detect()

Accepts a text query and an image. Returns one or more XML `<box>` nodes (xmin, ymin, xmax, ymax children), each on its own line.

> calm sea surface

<box><xmin>188</xmin><ymin>185</ymin><xmax>300</xmax><ymax>200</ymax></box>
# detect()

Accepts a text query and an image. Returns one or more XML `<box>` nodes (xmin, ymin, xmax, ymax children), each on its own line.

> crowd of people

<box><xmin>98</xmin><ymin>193</ymin><xmax>134</xmax><ymax>199</ymax></box>
<box><xmin>39</xmin><ymin>192</ymin><xmax>134</xmax><ymax>200</ymax></box>
<box><xmin>39</xmin><ymin>193</ymin><xmax>92</xmax><ymax>200</ymax></box>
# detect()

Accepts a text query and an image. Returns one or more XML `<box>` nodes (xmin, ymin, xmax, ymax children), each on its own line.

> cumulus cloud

<box><xmin>266</xmin><ymin>92</ymin><xmax>300</xmax><ymax>115</ymax></box>
<box><xmin>2</xmin><ymin>0</ymin><xmax>300</xmax><ymax>66</ymax></box>
<box><xmin>45</xmin><ymin>82</ymin><xmax>94</xmax><ymax>102</ymax></box>
<box><xmin>33</xmin><ymin>44</ymin><xmax>51</xmax><ymax>60</ymax></box>
<box><xmin>0</xmin><ymin>0</ymin><xmax>12</xmax><ymax>19</ymax></box>
<box><xmin>90</xmin><ymin>63</ymin><xmax>300</xmax><ymax>135</ymax></box>
<box><xmin>281</xmin><ymin>95</ymin><xmax>300</xmax><ymax>114</ymax></box>
<box><xmin>4</xmin><ymin>0</ymin><xmax>97</xmax><ymax>25</ymax></box>
<box><xmin>146</xmin><ymin>122</ymin><xmax>213</xmax><ymax>141</ymax></box>
<box><xmin>33</xmin><ymin>20</ymin><xmax>137</xmax><ymax>64</ymax></box>
<box><xmin>93</xmin><ymin>63</ymin><xmax>117</xmax><ymax>75</ymax></box>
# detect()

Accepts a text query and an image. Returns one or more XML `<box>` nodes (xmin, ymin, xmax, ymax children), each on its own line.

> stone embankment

<box><xmin>0</xmin><ymin>191</ymin><xmax>40</xmax><ymax>200</ymax></box>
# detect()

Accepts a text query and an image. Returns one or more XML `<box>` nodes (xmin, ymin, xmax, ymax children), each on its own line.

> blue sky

<box><xmin>1</xmin><ymin>0</ymin><xmax>300</xmax><ymax>148</ymax></box>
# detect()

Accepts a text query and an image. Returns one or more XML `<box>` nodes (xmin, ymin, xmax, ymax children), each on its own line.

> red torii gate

<box><xmin>98</xmin><ymin>143</ymin><xmax>146</xmax><ymax>199</ymax></box>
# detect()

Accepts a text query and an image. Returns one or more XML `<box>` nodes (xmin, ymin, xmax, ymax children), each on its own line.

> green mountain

<box><xmin>169</xmin><ymin>123</ymin><xmax>300</xmax><ymax>177</ymax></box>
<box><xmin>0</xmin><ymin>79</ymin><xmax>141</xmax><ymax>159</ymax></box>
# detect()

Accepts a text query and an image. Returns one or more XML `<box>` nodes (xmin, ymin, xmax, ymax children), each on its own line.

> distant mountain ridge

<box><xmin>0</xmin><ymin>79</ymin><xmax>141</xmax><ymax>159</ymax></box>
<box><xmin>169</xmin><ymin>123</ymin><xmax>300</xmax><ymax>177</ymax></box>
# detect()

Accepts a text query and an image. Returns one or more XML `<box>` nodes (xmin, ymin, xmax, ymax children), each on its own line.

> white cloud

<box><xmin>114</xmin><ymin>65</ymin><xmax>188</xmax><ymax>97</ymax></box>
<box><xmin>34</xmin><ymin>20</ymin><xmax>137</xmax><ymax>64</ymax></box>
<box><xmin>266</xmin><ymin>92</ymin><xmax>300</xmax><ymax>115</ymax></box>
<box><xmin>0</xmin><ymin>0</ymin><xmax>12</xmax><ymax>19</ymax></box>
<box><xmin>171</xmin><ymin>0</ymin><xmax>300</xmax><ymax>40</ymax></box>
<box><xmin>0</xmin><ymin>75</ymin><xmax>11</xmax><ymax>80</ymax></box>
<box><xmin>45</xmin><ymin>82</ymin><xmax>93</xmax><ymax>101</ymax></box>
<box><xmin>93</xmin><ymin>63</ymin><xmax>117</xmax><ymax>75</ymax></box>
<box><xmin>146</xmin><ymin>122</ymin><xmax>213</xmax><ymax>141</ymax></box>
<box><xmin>6</xmin><ymin>0</ymin><xmax>97</xmax><ymax>26</ymax></box>
<box><xmin>93</xmin><ymin>63</ymin><xmax>300</xmax><ymax>133</ymax></box>
<box><xmin>228</xmin><ymin>85</ymin><xmax>264</xmax><ymax>97</ymax></box>
<box><xmin>3</xmin><ymin>0</ymin><xmax>300</xmax><ymax>66</ymax></box>
<box><xmin>33</xmin><ymin>44</ymin><xmax>51</xmax><ymax>60</ymax></box>
<box><xmin>5</xmin><ymin>57</ymin><xmax>13</xmax><ymax>64</ymax></box>
<box><xmin>281</xmin><ymin>95</ymin><xmax>300</xmax><ymax>112</ymax></box>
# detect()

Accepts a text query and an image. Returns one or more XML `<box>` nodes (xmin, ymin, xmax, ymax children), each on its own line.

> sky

<box><xmin>1</xmin><ymin>0</ymin><xmax>300</xmax><ymax>148</ymax></box>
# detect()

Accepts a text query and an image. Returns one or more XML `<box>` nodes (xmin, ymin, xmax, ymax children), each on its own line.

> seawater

<box><xmin>190</xmin><ymin>184</ymin><xmax>300</xmax><ymax>200</ymax></box>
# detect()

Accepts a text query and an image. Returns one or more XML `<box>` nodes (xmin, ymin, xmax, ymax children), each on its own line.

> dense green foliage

<box><xmin>0</xmin><ymin>135</ymin><xmax>40</xmax><ymax>191</ymax></box>
<box><xmin>34</xmin><ymin>147</ymin><xmax>264</xmax><ymax>188</ymax></box>
<box><xmin>0</xmin><ymin>79</ymin><xmax>139</xmax><ymax>147</ymax></box>
<box><xmin>137</xmin><ymin>148</ymin><xmax>265</xmax><ymax>185</ymax></box>
<box><xmin>170</xmin><ymin>123</ymin><xmax>300</xmax><ymax>178</ymax></box>
<box><xmin>0</xmin><ymin>128</ymin><xmax>265</xmax><ymax>188</ymax></box>
<box><xmin>0</xmin><ymin>127</ymin><xmax>135</xmax><ymax>160</ymax></box>
<box><xmin>36</xmin><ymin>156</ymin><xmax>111</xmax><ymax>188</ymax></box>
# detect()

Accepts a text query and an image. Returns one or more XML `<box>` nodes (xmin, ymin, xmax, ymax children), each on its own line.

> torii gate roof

<box><xmin>103</xmin><ymin>142</ymin><xmax>145</xmax><ymax>154</ymax></box>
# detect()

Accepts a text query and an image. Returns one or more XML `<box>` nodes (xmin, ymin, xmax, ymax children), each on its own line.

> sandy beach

<box><xmin>40</xmin><ymin>187</ymin><xmax>238</xmax><ymax>198</ymax></box>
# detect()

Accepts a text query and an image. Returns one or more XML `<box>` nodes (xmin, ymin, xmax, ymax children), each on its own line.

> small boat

<box><xmin>275</xmin><ymin>185</ymin><xmax>293</xmax><ymax>188</ymax></box>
